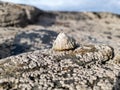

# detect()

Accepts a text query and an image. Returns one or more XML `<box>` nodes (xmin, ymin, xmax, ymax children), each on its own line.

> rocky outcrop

<box><xmin>54</xmin><ymin>11</ymin><xmax>120</xmax><ymax>20</ymax></box>
<box><xmin>0</xmin><ymin>44</ymin><xmax>117</xmax><ymax>90</ymax></box>
<box><xmin>0</xmin><ymin>2</ymin><xmax>42</xmax><ymax>27</ymax></box>
<box><xmin>0</xmin><ymin>2</ymin><xmax>120</xmax><ymax>90</ymax></box>
<box><xmin>0</xmin><ymin>1</ymin><xmax>119</xmax><ymax>27</ymax></box>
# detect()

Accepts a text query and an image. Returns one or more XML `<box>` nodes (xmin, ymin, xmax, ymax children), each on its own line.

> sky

<box><xmin>1</xmin><ymin>0</ymin><xmax>120</xmax><ymax>14</ymax></box>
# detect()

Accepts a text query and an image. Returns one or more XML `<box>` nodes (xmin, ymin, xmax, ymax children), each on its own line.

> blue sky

<box><xmin>1</xmin><ymin>0</ymin><xmax>120</xmax><ymax>14</ymax></box>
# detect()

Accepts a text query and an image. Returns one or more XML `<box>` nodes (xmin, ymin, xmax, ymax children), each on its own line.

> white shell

<box><xmin>52</xmin><ymin>32</ymin><xmax>77</xmax><ymax>51</ymax></box>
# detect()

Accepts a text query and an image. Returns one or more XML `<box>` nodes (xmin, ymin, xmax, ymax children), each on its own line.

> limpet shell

<box><xmin>52</xmin><ymin>32</ymin><xmax>77</xmax><ymax>51</ymax></box>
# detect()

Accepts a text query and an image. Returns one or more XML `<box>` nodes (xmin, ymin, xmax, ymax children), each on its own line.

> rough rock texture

<box><xmin>0</xmin><ymin>29</ymin><xmax>58</xmax><ymax>59</ymax></box>
<box><xmin>0</xmin><ymin>2</ymin><xmax>120</xmax><ymax>90</ymax></box>
<box><xmin>0</xmin><ymin>2</ymin><xmax>42</xmax><ymax>27</ymax></box>
<box><xmin>0</xmin><ymin>44</ymin><xmax>116</xmax><ymax>90</ymax></box>
<box><xmin>53</xmin><ymin>11</ymin><xmax>120</xmax><ymax>21</ymax></box>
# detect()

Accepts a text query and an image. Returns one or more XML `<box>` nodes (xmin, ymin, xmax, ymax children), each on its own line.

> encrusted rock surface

<box><xmin>0</xmin><ymin>2</ymin><xmax>120</xmax><ymax>90</ymax></box>
<box><xmin>0</xmin><ymin>2</ymin><xmax>42</xmax><ymax>27</ymax></box>
<box><xmin>0</xmin><ymin>45</ymin><xmax>117</xmax><ymax>90</ymax></box>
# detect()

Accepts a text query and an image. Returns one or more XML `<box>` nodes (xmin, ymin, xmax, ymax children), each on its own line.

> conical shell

<box><xmin>52</xmin><ymin>32</ymin><xmax>77</xmax><ymax>51</ymax></box>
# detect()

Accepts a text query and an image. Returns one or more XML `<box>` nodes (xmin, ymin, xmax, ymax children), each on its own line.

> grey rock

<box><xmin>0</xmin><ymin>29</ymin><xmax>58</xmax><ymax>59</ymax></box>
<box><xmin>0</xmin><ymin>8</ymin><xmax>119</xmax><ymax>90</ymax></box>
<box><xmin>0</xmin><ymin>44</ymin><xmax>117</xmax><ymax>90</ymax></box>
<box><xmin>0</xmin><ymin>2</ymin><xmax>42</xmax><ymax>27</ymax></box>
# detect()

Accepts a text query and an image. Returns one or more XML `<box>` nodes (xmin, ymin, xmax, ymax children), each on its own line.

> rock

<box><xmin>0</xmin><ymin>2</ymin><xmax>42</xmax><ymax>27</ymax></box>
<box><xmin>0</xmin><ymin>46</ymin><xmax>117</xmax><ymax>90</ymax></box>
<box><xmin>113</xmin><ymin>52</ymin><xmax>120</xmax><ymax>64</ymax></box>
<box><xmin>73</xmin><ymin>44</ymin><xmax>114</xmax><ymax>64</ymax></box>
<box><xmin>53</xmin><ymin>12</ymin><xmax>120</xmax><ymax>21</ymax></box>
<box><xmin>0</xmin><ymin>29</ymin><xmax>58</xmax><ymax>59</ymax></box>
<box><xmin>0</xmin><ymin>7</ymin><xmax>119</xmax><ymax>90</ymax></box>
<box><xmin>52</xmin><ymin>32</ymin><xmax>77</xmax><ymax>51</ymax></box>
